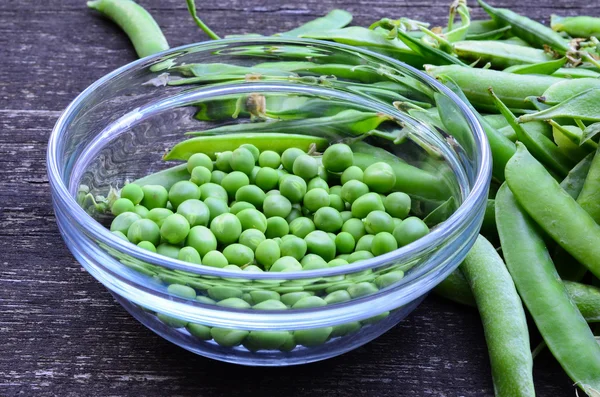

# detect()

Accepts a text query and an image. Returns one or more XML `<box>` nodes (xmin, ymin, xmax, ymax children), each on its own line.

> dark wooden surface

<box><xmin>1</xmin><ymin>1</ymin><xmax>595</xmax><ymax>396</ymax></box>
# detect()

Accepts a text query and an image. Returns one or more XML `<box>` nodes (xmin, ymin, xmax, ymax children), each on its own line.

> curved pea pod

<box><xmin>503</xmin><ymin>57</ymin><xmax>567</xmax><ymax>75</ymax></box>
<box><xmin>433</xmin><ymin>269</ymin><xmax>475</xmax><ymax>307</ymax></box>
<box><xmin>541</xmin><ymin>78</ymin><xmax>600</xmax><ymax>105</ymax></box>
<box><xmin>132</xmin><ymin>164</ymin><xmax>190</xmax><ymax>190</ymax></box>
<box><xmin>505</xmin><ymin>143</ymin><xmax>600</xmax><ymax>280</ymax></box>
<box><xmin>519</xmin><ymin>88</ymin><xmax>600</xmax><ymax>123</ymax></box>
<box><xmin>395</xmin><ymin>29</ymin><xmax>466</xmax><ymax>66</ymax></box>
<box><xmin>552</xmin><ymin>67</ymin><xmax>600</xmax><ymax>79</ymax></box>
<box><xmin>560</xmin><ymin>152</ymin><xmax>594</xmax><ymax>199</ymax></box>
<box><xmin>164</xmin><ymin>133</ymin><xmax>329</xmax><ymax>161</ymax></box>
<box><xmin>454</xmin><ymin>40</ymin><xmax>553</xmax><ymax>69</ymax></box>
<box><xmin>278</xmin><ymin>9</ymin><xmax>352</xmax><ymax>37</ymax></box>
<box><xmin>576</xmin><ymin>146</ymin><xmax>600</xmax><ymax>224</ymax></box>
<box><xmin>460</xmin><ymin>235</ymin><xmax>534</xmax><ymax>397</ymax></box>
<box><xmin>496</xmin><ymin>183</ymin><xmax>600</xmax><ymax>396</ymax></box>
<box><xmin>551</xmin><ymin>15</ymin><xmax>600</xmax><ymax>39</ymax></box>
<box><xmin>564</xmin><ymin>281</ymin><xmax>600</xmax><ymax>322</ymax></box>
<box><xmin>464</xmin><ymin>19</ymin><xmax>511</xmax><ymax>40</ymax></box>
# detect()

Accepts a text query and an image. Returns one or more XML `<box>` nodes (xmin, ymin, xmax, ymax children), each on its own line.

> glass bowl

<box><xmin>47</xmin><ymin>38</ymin><xmax>490</xmax><ymax>366</ymax></box>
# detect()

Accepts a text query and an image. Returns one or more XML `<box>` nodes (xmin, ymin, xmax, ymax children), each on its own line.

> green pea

<box><xmin>324</xmin><ymin>290</ymin><xmax>352</xmax><ymax>304</ymax></box>
<box><xmin>111</xmin><ymin>197</ymin><xmax>134</xmax><ymax>216</ymax></box>
<box><xmin>190</xmin><ymin>165</ymin><xmax>212</xmax><ymax>186</ymax></box>
<box><xmin>204</xmin><ymin>197</ymin><xmax>229</xmax><ymax>222</ymax></box>
<box><xmin>141</xmin><ymin>185</ymin><xmax>168</xmax><ymax>210</ymax></box>
<box><xmin>249</xmin><ymin>290</ymin><xmax>281</xmax><ymax>304</ymax></box>
<box><xmin>266</xmin><ymin>189</ymin><xmax>281</xmax><ymax>196</ymax></box>
<box><xmin>336</xmin><ymin>254</ymin><xmax>351</xmax><ymax>261</ymax></box>
<box><xmin>121</xmin><ymin>183</ymin><xmax>144</xmax><ymax>205</ymax></box>
<box><xmin>255</xmin><ymin>239</ymin><xmax>281</xmax><ymax>270</ymax></box>
<box><xmin>329</xmin><ymin>185</ymin><xmax>343</xmax><ymax>196</ymax></box>
<box><xmin>210</xmin><ymin>213</ymin><xmax>242</xmax><ymax>244</ymax></box>
<box><xmin>363</xmin><ymin>162</ymin><xmax>396</xmax><ymax>193</ymax></box>
<box><xmin>300</xmin><ymin>254</ymin><xmax>328</xmax><ymax>269</ymax></box>
<box><xmin>229</xmin><ymin>147</ymin><xmax>255</xmax><ymax>175</ymax></box>
<box><xmin>328</xmin><ymin>195</ymin><xmax>345</xmax><ymax>212</ymax></box>
<box><xmin>167</xmin><ymin>283</ymin><xmax>196</xmax><ymax>299</ymax></box>
<box><xmin>200</xmin><ymin>183</ymin><xmax>228</xmax><ymax>202</ymax></box>
<box><xmin>285</xmin><ymin>208</ymin><xmax>302</xmax><ymax>223</ymax></box>
<box><xmin>208</xmin><ymin>286</ymin><xmax>243</xmax><ymax>301</ymax></box>
<box><xmin>215</xmin><ymin>151</ymin><xmax>233</xmax><ymax>172</ymax></box>
<box><xmin>327</xmin><ymin>232</ymin><xmax>337</xmax><ymax>242</ymax></box>
<box><xmin>132</xmin><ymin>205</ymin><xmax>149</xmax><ymax>217</ymax></box>
<box><xmin>302</xmin><ymin>188</ymin><xmax>330</xmax><ymax>212</ymax></box>
<box><xmin>263</xmin><ymin>194</ymin><xmax>292</xmax><ymax>218</ymax></box>
<box><xmin>127</xmin><ymin>219</ymin><xmax>160</xmax><ymax>245</ymax></box>
<box><xmin>348</xmin><ymin>282</ymin><xmax>379</xmax><ymax>298</ymax></box>
<box><xmin>279</xmin><ymin>174</ymin><xmax>307</xmax><ymax>204</ymax></box>
<box><xmin>340</xmin><ymin>211</ymin><xmax>353</xmax><ymax>223</ymax></box>
<box><xmin>137</xmin><ymin>240</ymin><xmax>156</xmax><ymax>252</ymax></box>
<box><xmin>314</xmin><ymin>207</ymin><xmax>343</xmax><ymax>232</ymax></box>
<box><xmin>270</xmin><ymin>256</ymin><xmax>302</xmax><ymax>272</ymax></box>
<box><xmin>112</xmin><ymin>230</ymin><xmax>128</xmax><ymax>241</ymax></box>
<box><xmin>249</xmin><ymin>166</ymin><xmax>261</xmax><ymax>184</ymax></box>
<box><xmin>174</xmin><ymin>199</ymin><xmax>210</xmax><ymax>228</ymax></box>
<box><xmin>221</xmin><ymin>171</ymin><xmax>250</xmax><ymax>198</ymax></box>
<box><xmin>323</xmin><ymin>143</ymin><xmax>353</xmax><ymax>172</ymax></box>
<box><xmin>335</xmin><ymin>232</ymin><xmax>355</xmax><ymax>254</ymax></box>
<box><xmin>196</xmin><ymin>296</ymin><xmax>216</xmax><ymax>305</ymax></box>
<box><xmin>372</xmin><ymin>232</ymin><xmax>398</xmax><ymax>256</ymax></box>
<box><xmin>307</xmin><ymin>177</ymin><xmax>329</xmax><ymax>192</ymax></box>
<box><xmin>258</xmin><ymin>150</ymin><xmax>281</xmax><ymax>168</ymax></box>
<box><xmin>289</xmin><ymin>217</ymin><xmax>315</xmax><ymax>238</ymax></box>
<box><xmin>363</xmin><ymin>210</ymin><xmax>395</xmax><ymax>234</ymax></box>
<box><xmin>168</xmin><ymin>181</ymin><xmax>200</xmax><ymax>210</ymax></box>
<box><xmin>110</xmin><ymin>212</ymin><xmax>142</xmax><ymax>234</ymax></box>
<box><xmin>374</xmin><ymin>270</ymin><xmax>405</xmax><ymax>289</ymax></box>
<box><xmin>157</xmin><ymin>313</ymin><xmax>188</xmax><ymax>328</ymax></box>
<box><xmin>292</xmin><ymin>154</ymin><xmax>319</xmax><ymax>180</ymax></box>
<box><xmin>393</xmin><ymin>217</ymin><xmax>403</xmax><ymax>229</ymax></box>
<box><xmin>211</xmin><ymin>170</ymin><xmax>227</xmax><ymax>184</ymax></box>
<box><xmin>328</xmin><ymin>258</ymin><xmax>349</xmax><ymax>267</ymax></box>
<box><xmin>384</xmin><ymin>192</ymin><xmax>411</xmax><ymax>219</ymax></box>
<box><xmin>393</xmin><ymin>217</ymin><xmax>430</xmax><ymax>247</ymax></box>
<box><xmin>341</xmin><ymin>180</ymin><xmax>369</xmax><ymax>204</ymax></box>
<box><xmin>236</xmin><ymin>185</ymin><xmax>266</xmax><ymax>209</ymax></box>
<box><xmin>244</xmin><ymin>330</ymin><xmax>289</xmax><ymax>351</ymax></box>
<box><xmin>186</xmin><ymin>323</ymin><xmax>212</xmax><ymax>340</ymax></box>
<box><xmin>252</xmin><ymin>299</ymin><xmax>288</xmax><ymax>310</ymax></box>
<box><xmin>292</xmin><ymin>295</ymin><xmax>327</xmax><ymax>309</ymax></box>
<box><xmin>331</xmin><ymin>322</ymin><xmax>362</xmax><ymax>338</ymax></box>
<box><xmin>145</xmin><ymin>208</ymin><xmax>172</xmax><ymax>227</ymax></box>
<box><xmin>186</xmin><ymin>225</ymin><xmax>217</xmax><ymax>256</ymax></box>
<box><xmin>240</xmin><ymin>144</ymin><xmax>260</xmax><ymax>162</ymax></box>
<box><xmin>351</xmin><ymin>192</ymin><xmax>385</xmax><ymax>219</ymax></box>
<box><xmin>230</xmin><ymin>201</ymin><xmax>255</xmax><ymax>215</ymax></box>
<box><xmin>305</xmin><ymin>230</ymin><xmax>336</xmax><ymax>261</ymax></box>
<box><xmin>341</xmin><ymin>166</ymin><xmax>364</xmax><ymax>184</ymax></box>
<box><xmin>348</xmin><ymin>250</ymin><xmax>374</xmax><ymax>263</ymax></box>
<box><xmin>281</xmin><ymin>148</ymin><xmax>305</xmax><ymax>172</ymax></box>
<box><xmin>187</xmin><ymin>153</ymin><xmax>213</xmax><ymax>172</ymax></box>
<box><xmin>294</xmin><ymin>327</ymin><xmax>333</xmax><ymax>347</ymax></box>
<box><xmin>223</xmin><ymin>243</ymin><xmax>255</xmax><ymax>266</ymax></box>
<box><xmin>238</xmin><ymin>229</ymin><xmax>266</xmax><ymax>251</ymax></box>
<box><xmin>202</xmin><ymin>250</ymin><xmax>227</xmax><ymax>269</ymax></box>
<box><xmin>341</xmin><ymin>218</ymin><xmax>366</xmax><ymax>241</ymax></box>
<box><xmin>255</xmin><ymin>167</ymin><xmax>280</xmax><ymax>191</ymax></box>
<box><xmin>177</xmin><ymin>246</ymin><xmax>201</xmax><ymax>264</ymax></box>
<box><xmin>355</xmin><ymin>234</ymin><xmax>375</xmax><ymax>252</ymax></box>
<box><xmin>266</xmin><ymin>216</ymin><xmax>289</xmax><ymax>238</ymax></box>
<box><xmin>159</xmin><ymin>213</ymin><xmax>190</xmax><ymax>244</ymax></box>
<box><xmin>243</xmin><ymin>265</ymin><xmax>264</xmax><ymax>273</ymax></box>
<box><xmin>280</xmin><ymin>236</ymin><xmax>307</xmax><ymax>260</ymax></box>
<box><xmin>211</xmin><ymin>328</ymin><xmax>248</xmax><ymax>347</ymax></box>
<box><xmin>156</xmin><ymin>243</ymin><xmax>180</xmax><ymax>259</ymax></box>
<box><xmin>236</xmin><ymin>208</ymin><xmax>268</xmax><ymax>233</ymax></box>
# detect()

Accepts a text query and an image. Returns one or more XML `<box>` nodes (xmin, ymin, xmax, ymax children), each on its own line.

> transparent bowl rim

<box><xmin>47</xmin><ymin>37</ymin><xmax>491</xmax><ymax>281</ymax></box>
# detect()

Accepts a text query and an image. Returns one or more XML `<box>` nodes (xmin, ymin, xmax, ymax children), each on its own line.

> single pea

<box><xmin>280</xmin><ymin>236</ymin><xmax>307</xmax><ymax>260</ymax></box>
<box><xmin>363</xmin><ymin>162</ymin><xmax>396</xmax><ymax>193</ymax></box>
<box><xmin>230</xmin><ymin>201</ymin><xmax>255</xmax><ymax>215</ymax></box>
<box><xmin>289</xmin><ymin>217</ymin><xmax>315</xmax><ymax>238</ymax></box>
<box><xmin>255</xmin><ymin>167</ymin><xmax>280</xmax><ymax>191</ymax></box>
<box><xmin>266</xmin><ymin>189</ymin><xmax>281</xmax><ymax>196</ymax></box>
<box><xmin>249</xmin><ymin>290</ymin><xmax>281</xmax><ymax>304</ymax></box>
<box><xmin>244</xmin><ymin>330</ymin><xmax>289</xmax><ymax>351</ymax></box>
<box><xmin>314</xmin><ymin>207</ymin><xmax>343</xmax><ymax>233</ymax></box>
<box><xmin>265</xmin><ymin>216</ymin><xmax>289</xmax><ymax>239</ymax></box>
<box><xmin>207</xmin><ymin>286</ymin><xmax>243</xmax><ymax>300</ymax></box>
<box><xmin>281</xmin><ymin>291</ymin><xmax>313</xmax><ymax>306</ymax></box>
<box><xmin>341</xmin><ymin>218</ymin><xmax>366</xmax><ymax>241</ymax></box>
<box><xmin>110</xmin><ymin>212</ymin><xmax>142</xmax><ymax>234</ymax></box>
<box><xmin>236</xmin><ymin>208</ymin><xmax>268</xmax><ymax>233</ymax></box>
<box><xmin>230</xmin><ymin>147</ymin><xmax>256</xmax><ymax>175</ymax></box>
<box><xmin>238</xmin><ymin>229</ymin><xmax>266</xmax><ymax>252</ymax></box>
<box><xmin>240</xmin><ymin>144</ymin><xmax>260</xmax><ymax>162</ymax></box>
<box><xmin>285</xmin><ymin>208</ymin><xmax>302</xmax><ymax>224</ymax></box>
<box><xmin>341</xmin><ymin>166</ymin><xmax>364</xmax><ymax>184</ymax></box>
<box><xmin>211</xmin><ymin>170</ymin><xmax>227</xmax><ymax>184</ymax></box>
<box><xmin>178</xmin><ymin>246</ymin><xmax>201</xmax><ymax>264</ymax></box>
<box><xmin>186</xmin><ymin>226</ymin><xmax>217</xmax><ymax>256</ymax></box>
<box><xmin>270</xmin><ymin>256</ymin><xmax>302</xmax><ymax>272</ymax></box>
<box><xmin>336</xmin><ymin>254</ymin><xmax>351</xmax><ymax>261</ymax></box>
<box><xmin>294</xmin><ymin>327</ymin><xmax>333</xmax><ymax>347</ymax></box>
<box><xmin>263</xmin><ymin>194</ymin><xmax>292</xmax><ymax>218</ymax></box>
<box><xmin>329</xmin><ymin>185</ymin><xmax>342</xmax><ymax>196</ymax></box>
<box><xmin>186</xmin><ymin>323</ymin><xmax>212</xmax><ymax>340</ymax></box>
<box><xmin>249</xmin><ymin>166</ymin><xmax>261</xmax><ymax>184</ymax></box>
<box><xmin>328</xmin><ymin>258</ymin><xmax>349</xmax><ymax>268</ymax></box>
<box><xmin>322</xmin><ymin>143</ymin><xmax>353</xmax><ymax>172</ymax></box>
<box><xmin>175</xmin><ymin>199</ymin><xmax>210</xmax><ymax>228</ymax></box>
<box><xmin>335</xmin><ymin>232</ymin><xmax>355</xmax><ymax>254</ymax></box>
<box><xmin>156</xmin><ymin>243</ymin><xmax>180</xmax><ymax>259</ymax></box>
<box><xmin>255</xmin><ymin>239</ymin><xmax>281</xmax><ymax>270</ymax></box>
<box><xmin>203</xmin><ymin>197</ymin><xmax>229</xmax><ymax>222</ymax></box>
<box><xmin>157</xmin><ymin>313</ymin><xmax>188</xmax><ymax>328</ymax></box>
<box><xmin>215</xmin><ymin>151</ymin><xmax>233</xmax><ymax>172</ymax></box>
<box><xmin>112</xmin><ymin>230</ymin><xmax>128</xmax><ymax>241</ymax></box>
<box><xmin>292</xmin><ymin>296</ymin><xmax>327</xmax><ymax>309</ymax></box>
<box><xmin>302</xmin><ymin>188</ymin><xmax>330</xmax><ymax>213</ymax></box>
<box><xmin>221</xmin><ymin>171</ymin><xmax>249</xmax><ymax>198</ymax></box>
<box><xmin>167</xmin><ymin>283</ymin><xmax>196</xmax><ymax>299</ymax></box>
<box><xmin>211</xmin><ymin>328</ymin><xmax>248</xmax><ymax>347</ymax></box>
<box><xmin>127</xmin><ymin>218</ymin><xmax>160</xmax><ymax>245</ymax></box>
<box><xmin>393</xmin><ymin>218</ymin><xmax>403</xmax><ymax>229</ymax></box>
<box><xmin>300</xmin><ymin>254</ymin><xmax>328</xmax><ymax>270</ymax></box>
<box><xmin>327</xmin><ymin>232</ymin><xmax>337</xmax><ymax>242</ymax></box>
<box><xmin>340</xmin><ymin>211</ymin><xmax>353</xmax><ymax>223</ymax></box>
<box><xmin>393</xmin><ymin>216</ymin><xmax>430</xmax><ymax>247</ymax></box>
<box><xmin>348</xmin><ymin>282</ymin><xmax>379</xmax><ymax>298</ymax></box>
<box><xmin>329</xmin><ymin>195</ymin><xmax>345</xmax><ymax>212</ymax></box>
<box><xmin>132</xmin><ymin>205</ymin><xmax>149</xmax><ymax>218</ymax></box>
<box><xmin>306</xmin><ymin>177</ymin><xmax>329</xmax><ymax>192</ymax></box>
<box><xmin>348</xmin><ymin>250</ymin><xmax>374</xmax><ymax>263</ymax></box>
<box><xmin>279</xmin><ymin>175</ymin><xmax>307</xmax><ymax>204</ymax></box>
<box><xmin>292</xmin><ymin>154</ymin><xmax>319</xmax><ymax>180</ymax></box>
<box><xmin>145</xmin><ymin>208</ymin><xmax>172</xmax><ymax>227</ymax></box>
<box><xmin>243</xmin><ymin>265</ymin><xmax>264</xmax><ymax>273</ymax></box>
<box><xmin>305</xmin><ymin>230</ymin><xmax>336</xmax><ymax>261</ymax></box>
<box><xmin>199</xmin><ymin>183</ymin><xmax>228</xmax><ymax>202</ymax></box>
<box><xmin>363</xmin><ymin>210</ymin><xmax>395</xmax><ymax>234</ymax></box>
<box><xmin>252</xmin><ymin>299</ymin><xmax>287</xmax><ymax>311</ymax></box>
<box><xmin>160</xmin><ymin>214</ymin><xmax>190</xmax><ymax>244</ymax></box>
<box><xmin>190</xmin><ymin>165</ymin><xmax>212</xmax><ymax>186</ymax></box>
<box><xmin>187</xmin><ymin>153</ymin><xmax>213</xmax><ymax>172</ymax></box>
<box><xmin>331</xmin><ymin>322</ymin><xmax>362</xmax><ymax>338</ymax></box>
<box><xmin>281</xmin><ymin>148</ymin><xmax>305</xmax><ymax>172</ymax></box>
<box><xmin>223</xmin><ymin>244</ymin><xmax>255</xmax><ymax>266</ymax></box>
<box><xmin>217</xmin><ymin>297</ymin><xmax>251</xmax><ymax>309</ymax></box>
<box><xmin>196</xmin><ymin>296</ymin><xmax>216</xmax><ymax>306</ymax></box>
<box><xmin>202</xmin><ymin>250</ymin><xmax>228</xmax><ymax>268</ymax></box>
<box><xmin>355</xmin><ymin>234</ymin><xmax>375</xmax><ymax>252</ymax></box>
<box><xmin>140</xmin><ymin>185</ymin><xmax>168</xmax><ymax>210</ymax></box>
<box><xmin>210</xmin><ymin>213</ymin><xmax>242</xmax><ymax>244</ymax></box>
<box><xmin>137</xmin><ymin>240</ymin><xmax>156</xmax><ymax>252</ymax></box>
<box><xmin>351</xmin><ymin>192</ymin><xmax>385</xmax><ymax>219</ymax></box>
<box><xmin>235</xmin><ymin>185</ymin><xmax>266</xmax><ymax>209</ymax></box>
<box><xmin>372</xmin><ymin>232</ymin><xmax>398</xmax><ymax>256</ymax></box>
<box><xmin>258</xmin><ymin>150</ymin><xmax>281</xmax><ymax>168</ymax></box>
<box><xmin>374</xmin><ymin>270</ymin><xmax>405</xmax><ymax>289</ymax></box>
<box><xmin>121</xmin><ymin>183</ymin><xmax>144</xmax><ymax>205</ymax></box>
<box><xmin>168</xmin><ymin>181</ymin><xmax>201</xmax><ymax>210</ymax></box>
<box><xmin>324</xmin><ymin>290</ymin><xmax>352</xmax><ymax>304</ymax></box>
<box><xmin>341</xmin><ymin>180</ymin><xmax>369</xmax><ymax>205</ymax></box>
<box><xmin>384</xmin><ymin>192</ymin><xmax>411</xmax><ymax>219</ymax></box>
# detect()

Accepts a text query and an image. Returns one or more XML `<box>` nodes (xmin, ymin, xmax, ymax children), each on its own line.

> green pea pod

<box><xmin>132</xmin><ymin>164</ymin><xmax>190</xmax><ymax>189</ymax></box>
<box><xmin>505</xmin><ymin>143</ymin><xmax>600</xmax><ymax>280</ymax></box>
<box><xmin>252</xmin><ymin>61</ymin><xmax>390</xmax><ymax>84</ymax></box>
<box><xmin>541</xmin><ymin>78</ymin><xmax>600</xmax><ymax>105</ymax></box>
<box><xmin>422</xmin><ymin>197</ymin><xmax>456</xmax><ymax>227</ymax></box>
<box><xmin>495</xmin><ymin>37</ymin><xmax>532</xmax><ymax>47</ymax></box>
<box><xmin>460</xmin><ymin>235</ymin><xmax>534</xmax><ymax>397</ymax></box>
<box><xmin>519</xmin><ymin>88</ymin><xmax>600</xmax><ymax>123</ymax></box>
<box><xmin>300</xmin><ymin>27</ymin><xmax>413</xmax><ymax>54</ymax></box>
<box><xmin>480</xmin><ymin>199</ymin><xmax>497</xmax><ymax>238</ymax></box>
<box><xmin>550</xmin><ymin>121</ymin><xmax>597</xmax><ymax>158</ymax></box>
<box><xmin>278</xmin><ymin>9</ymin><xmax>353</xmax><ymax>37</ymax></box>
<box><xmin>582</xmin><ymin>123</ymin><xmax>600</xmax><ymax>146</ymax></box>
<box><xmin>395</xmin><ymin>29</ymin><xmax>467</xmax><ymax>66</ymax></box>
<box><xmin>496</xmin><ymin>183</ymin><xmax>600</xmax><ymax>396</ymax></box>
<box><xmin>551</xmin><ymin>15</ymin><xmax>600</xmax><ymax>39</ymax></box>
<box><xmin>577</xmin><ymin>146</ymin><xmax>600</xmax><ymax>224</ymax></box>
<box><xmin>434</xmin><ymin>92</ymin><xmax>475</xmax><ymax>154</ymax></box>
<box><xmin>433</xmin><ymin>269</ymin><xmax>475</xmax><ymax>307</ymax></box>
<box><xmin>564</xmin><ymin>281</ymin><xmax>600</xmax><ymax>322</ymax></box>
<box><xmin>445</xmin><ymin>1</ymin><xmax>471</xmax><ymax>43</ymax></box>
<box><xmin>489</xmin><ymin>88</ymin><xmax>572</xmax><ymax>176</ymax></box>
<box><xmin>503</xmin><ymin>57</ymin><xmax>567</xmax><ymax>75</ymax></box>
<box><xmin>164</xmin><ymin>133</ymin><xmax>329</xmax><ymax>161</ymax></box>
<box><xmin>454</xmin><ymin>40</ymin><xmax>553</xmax><ymax>69</ymax></box>
<box><xmin>560</xmin><ymin>152</ymin><xmax>594</xmax><ymax>199</ymax></box>
<box><xmin>467</xmin><ymin>25</ymin><xmax>511</xmax><ymax>40</ymax></box>
<box><xmin>552</xmin><ymin>67</ymin><xmax>600</xmax><ymax>79</ymax></box>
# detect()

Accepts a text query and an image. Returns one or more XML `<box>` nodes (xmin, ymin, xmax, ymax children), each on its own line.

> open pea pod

<box><xmin>391</xmin><ymin>27</ymin><xmax>467</xmax><ymax>66</ymax></box>
<box><xmin>519</xmin><ymin>88</ymin><xmax>600</xmax><ymax>123</ymax></box>
<box><xmin>550</xmin><ymin>120</ymin><xmax>597</xmax><ymax>151</ymax></box>
<box><xmin>277</xmin><ymin>9</ymin><xmax>353</xmax><ymax>37</ymax></box>
<box><xmin>551</xmin><ymin>15</ymin><xmax>600</xmax><ymax>39</ymax></box>
<box><xmin>453</xmin><ymin>40</ymin><xmax>553</xmax><ymax>69</ymax></box>
<box><xmin>503</xmin><ymin>57</ymin><xmax>567</xmax><ymax>75</ymax></box>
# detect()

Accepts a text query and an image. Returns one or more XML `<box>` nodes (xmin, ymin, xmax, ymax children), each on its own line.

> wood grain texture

<box><xmin>0</xmin><ymin>0</ymin><xmax>596</xmax><ymax>396</ymax></box>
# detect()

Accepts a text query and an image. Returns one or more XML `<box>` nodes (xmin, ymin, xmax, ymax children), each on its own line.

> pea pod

<box><xmin>480</xmin><ymin>199</ymin><xmax>497</xmax><ymax>238</ymax></box>
<box><xmin>564</xmin><ymin>281</ymin><xmax>600</xmax><ymax>322</ymax></box>
<box><xmin>496</xmin><ymin>183</ymin><xmax>600</xmax><ymax>395</ymax></box>
<box><xmin>464</xmin><ymin>19</ymin><xmax>511</xmax><ymax>40</ymax></box>
<box><xmin>559</xmin><ymin>152</ymin><xmax>594</xmax><ymax>199</ymax></box>
<box><xmin>576</xmin><ymin>146</ymin><xmax>600</xmax><ymax>223</ymax></box>
<box><xmin>550</xmin><ymin>122</ymin><xmax>597</xmax><ymax>160</ymax></box>
<box><xmin>503</xmin><ymin>57</ymin><xmax>567</xmax><ymax>75</ymax></box>
<box><xmin>422</xmin><ymin>197</ymin><xmax>456</xmax><ymax>227</ymax></box>
<box><xmin>519</xmin><ymin>88</ymin><xmax>600</xmax><ymax>123</ymax></box>
<box><xmin>132</xmin><ymin>164</ymin><xmax>190</xmax><ymax>190</ymax></box>
<box><xmin>505</xmin><ymin>143</ymin><xmax>600</xmax><ymax>280</ymax></box>
<box><xmin>252</xmin><ymin>61</ymin><xmax>391</xmax><ymax>84</ymax></box>
<box><xmin>582</xmin><ymin>123</ymin><xmax>600</xmax><ymax>146</ymax></box>
<box><xmin>278</xmin><ymin>9</ymin><xmax>352</xmax><ymax>37</ymax></box>
<box><xmin>454</xmin><ymin>40</ymin><xmax>553</xmax><ymax>69</ymax></box>
<box><xmin>551</xmin><ymin>15</ymin><xmax>600</xmax><ymax>39</ymax></box>
<box><xmin>551</xmin><ymin>67</ymin><xmax>600</xmax><ymax>79</ymax></box>
<box><xmin>460</xmin><ymin>235</ymin><xmax>534</xmax><ymax>397</ymax></box>
<box><xmin>164</xmin><ymin>133</ymin><xmax>329</xmax><ymax>161</ymax></box>
<box><xmin>541</xmin><ymin>78</ymin><xmax>600</xmax><ymax>105</ymax></box>
<box><xmin>433</xmin><ymin>269</ymin><xmax>475</xmax><ymax>306</ymax></box>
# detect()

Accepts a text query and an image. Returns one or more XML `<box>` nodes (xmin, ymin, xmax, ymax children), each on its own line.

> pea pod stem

<box><xmin>185</xmin><ymin>0</ymin><xmax>221</xmax><ymax>40</ymax></box>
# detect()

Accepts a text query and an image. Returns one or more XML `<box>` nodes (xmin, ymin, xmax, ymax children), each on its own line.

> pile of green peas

<box><xmin>109</xmin><ymin>142</ymin><xmax>430</xmax><ymax>272</ymax></box>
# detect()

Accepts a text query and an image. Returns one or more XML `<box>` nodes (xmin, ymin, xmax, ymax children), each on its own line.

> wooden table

<box><xmin>1</xmin><ymin>1</ymin><xmax>593</xmax><ymax>395</ymax></box>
